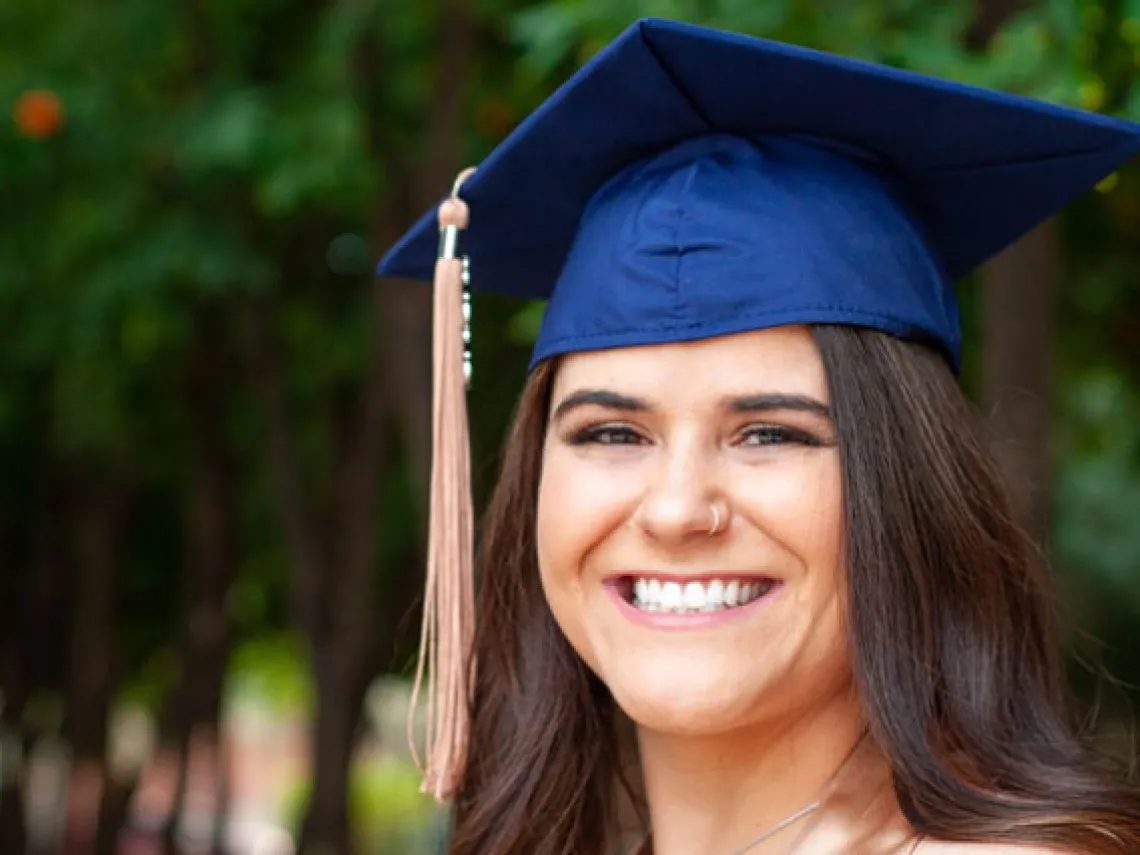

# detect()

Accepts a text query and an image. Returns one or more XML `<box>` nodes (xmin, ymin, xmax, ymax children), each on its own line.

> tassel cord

<box><xmin>408</xmin><ymin>172</ymin><xmax>478</xmax><ymax>803</ymax></box>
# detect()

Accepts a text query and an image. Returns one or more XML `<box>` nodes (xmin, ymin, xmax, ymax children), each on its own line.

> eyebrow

<box><xmin>726</xmin><ymin>393</ymin><xmax>831</xmax><ymax>418</ymax></box>
<box><xmin>550</xmin><ymin>388</ymin><xmax>832</xmax><ymax>421</ymax></box>
<box><xmin>551</xmin><ymin>389</ymin><xmax>649</xmax><ymax>421</ymax></box>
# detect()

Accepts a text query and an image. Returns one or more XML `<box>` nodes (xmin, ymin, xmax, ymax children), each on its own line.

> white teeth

<box><xmin>630</xmin><ymin>577</ymin><xmax>773</xmax><ymax>614</ymax></box>
<box><xmin>704</xmin><ymin>579</ymin><xmax>724</xmax><ymax>611</ymax></box>
<box><xmin>724</xmin><ymin>580</ymin><xmax>740</xmax><ymax>606</ymax></box>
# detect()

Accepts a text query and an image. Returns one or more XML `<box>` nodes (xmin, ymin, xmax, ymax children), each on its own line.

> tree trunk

<box><xmin>970</xmin><ymin>0</ymin><xmax>1055</xmax><ymax>542</ymax></box>
<box><xmin>160</xmin><ymin>723</ymin><xmax>191</xmax><ymax>855</ymax></box>
<box><xmin>155</xmin><ymin>319</ymin><xmax>241</xmax><ymax>855</ymax></box>
<box><xmin>0</xmin><ymin>531</ymin><xmax>29</xmax><ymax>855</ymax></box>
<box><xmin>5</xmin><ymin>486</ymin><xmax>72</xmax><ymax>855</ymax></box>
<box><xmin>62</xmin><ymin>473</ymin><xmax>133</xmax><ymax>855</ymax></box>
<box><xmin>297</xmin><ymin>657</ymin><xmax>369</xmax><ymax>855</ymax></box>
<box><xmin>94</xmin><ymin>775</ymin><xmax>135</xmax><ymax>855</ymax></box>
<box><xmin>244</xmin><ymin>306</ymin><xmax>326</xmax><ymax>639</ymax></box>
<box><xmin>246</xmin><ymin>301</ymin><xmax>383</xmax><ymax>855</ymax></box>
<box><xmin>980</xmin><ymin>221</ymin><xmax>1058</xmax><ymax>540</ymax></box>
<box><xmin>293</xmin><ymin>230</ymin><xmax>394</xmax><ymax>855</ymax></box>
<box><xmin>0</xmin><ymin>716</ymin><xmax>27</xmax><ymax>855</ymax></box>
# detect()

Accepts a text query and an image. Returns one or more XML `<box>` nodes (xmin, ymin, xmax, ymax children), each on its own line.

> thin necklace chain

<box><xmin>725</xmin><ymin>799</ymin><xmax>821</xmax><ymax>855</ymax></box>
<box><xmin>643</xmin><ymin>732</ymin><xmax>868</xmax><ymax>855</ymax></box>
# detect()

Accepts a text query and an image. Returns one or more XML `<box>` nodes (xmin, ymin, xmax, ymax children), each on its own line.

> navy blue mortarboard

<box><xmin>380</xmin><ymin>17</ymin><xmax>1140</xmax><ymax>371</ymax></box>
<box><xmin>385</xmin><ymin>18</ymin><xmax>1140</xmax><ymax>804</ymax></box>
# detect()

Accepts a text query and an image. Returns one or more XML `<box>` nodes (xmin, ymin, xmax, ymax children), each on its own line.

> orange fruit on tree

<box><xmin>14</xmin><ymin>89</ymin><xmax>64</xmax><ymax>139</ymax></box>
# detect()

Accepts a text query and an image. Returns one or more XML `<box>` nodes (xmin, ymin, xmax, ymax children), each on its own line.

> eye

<box><xmin>738</xmin><ymin>424</ymin><xmax>823</xmax><ymax>447</ymax></box>
<box><xmin>567</xmin><ymin>424</ymin><xmax>647</xmax><ymax>446</ymax></box>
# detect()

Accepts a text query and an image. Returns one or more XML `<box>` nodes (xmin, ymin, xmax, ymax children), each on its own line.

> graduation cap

<box><xmin>379</xmin><ymin>18</ymin><xmax>1140</xmax><ymax>801</ymax></box>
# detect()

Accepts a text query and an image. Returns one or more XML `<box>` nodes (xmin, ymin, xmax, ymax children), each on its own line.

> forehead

<box><xmin>550</xmin><ymin>325</ymin><xmax>829</xmax><ymax>400</ymax></box>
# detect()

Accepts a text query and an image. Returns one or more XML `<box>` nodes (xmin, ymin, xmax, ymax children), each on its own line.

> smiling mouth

<box><xmin>613</xmin><ymin>575</ymin><xmax>780</xmax><ymax>615</ymax></box>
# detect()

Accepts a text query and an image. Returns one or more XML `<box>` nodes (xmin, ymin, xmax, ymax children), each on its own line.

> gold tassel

<box><xmin>408</xmin><ymin>168</ymin><xmax>478</xmax><ymax>802</ymax></box>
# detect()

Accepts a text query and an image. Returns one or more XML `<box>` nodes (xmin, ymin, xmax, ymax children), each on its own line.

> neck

<box><xmin>637</xmin><ymin>685</ymin><xmax>884</xmax><ymax>855</ymax></box>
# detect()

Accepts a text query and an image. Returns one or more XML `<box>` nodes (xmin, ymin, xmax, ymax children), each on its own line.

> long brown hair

<box><xmin>447</xmin><ymin>325</ymin><xmax>1140</xmax><ymax>855</ymax></box>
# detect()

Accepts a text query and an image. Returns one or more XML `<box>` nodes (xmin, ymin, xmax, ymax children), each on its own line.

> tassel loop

<box><xmin>408</xmin><ymin>168</ymin><xmax>479</xmax><ymax>803</ymax></box>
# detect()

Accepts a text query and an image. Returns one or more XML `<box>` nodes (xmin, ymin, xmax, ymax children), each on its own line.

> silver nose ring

<box><xmin>709</xmin><ymin>503</ymin><xmax>724</xmax><ymax>536</ymax></box>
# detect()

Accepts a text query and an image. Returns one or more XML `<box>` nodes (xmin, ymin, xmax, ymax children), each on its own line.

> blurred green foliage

<box><xmin>281</xmin><ymin>758</ymin><xmax>444</xmax><ymax>851</ymax></box>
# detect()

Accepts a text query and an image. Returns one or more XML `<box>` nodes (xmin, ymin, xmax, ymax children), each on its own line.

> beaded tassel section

<box><xmin>408</xmin><ymin>168</ymin><xmax>477</xmax><ymax>802</ymax></box>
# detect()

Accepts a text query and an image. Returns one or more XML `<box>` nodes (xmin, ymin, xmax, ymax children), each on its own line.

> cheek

<box><xmin>736</xmin><ymin>454</ymin><xmax>845</xmax><ymax>575</ymax></box>
<box><xmin>785</xmin><ymin>460</ymin><xmax>849</xmax><ymax>682</ymax></box>
<box><xmin>736</xmin><ymin>455</ymin><xmax>848</xmax><ymax>675</ymax></box>
<box><xmin>535</xmin><ymin>445</ymin><xmax>642</xmax><ymax>575</ymax></box>
<box><xmin>536</xmin><ymin>451</ymin><xmax>595</xmax><ymax>583</ymax></box>
<box><xmin>534</xmin><ymin>446</ymin><xmax>637</xmax><ymax>667</ymax></box>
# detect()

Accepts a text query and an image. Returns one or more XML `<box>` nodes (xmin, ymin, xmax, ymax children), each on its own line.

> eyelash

<box><xmin>567</xmin><ymin>423</ymin><xmax>825</xmax><ymax>448</ymax></box>
<box><xmin>568</xmin><ymin>424</ymin><xmax>644</xmax><ymax>446</ymax></box>
<box><xmin>740</xmin><ymin>425</ymin><xmax>824</xmax><ymax>447</ymax></box>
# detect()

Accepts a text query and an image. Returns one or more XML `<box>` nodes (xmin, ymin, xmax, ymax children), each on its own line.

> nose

<box><xmin>633</xmin><ymin>436</ymin><xmax>724</xmax><ymax>544</ymax></box>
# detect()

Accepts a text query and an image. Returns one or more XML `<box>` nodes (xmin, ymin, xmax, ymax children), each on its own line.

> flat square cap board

<box><xmin>377</xmin><ymin>17</ymin><xmax>1140</xmax><ymax>370</ymax></box>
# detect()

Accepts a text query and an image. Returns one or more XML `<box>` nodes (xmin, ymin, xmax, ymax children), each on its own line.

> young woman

<box><xmin>380</xmin><ymin>18</ymin><xmax>1140</xmax><ymax>855</ymax></box>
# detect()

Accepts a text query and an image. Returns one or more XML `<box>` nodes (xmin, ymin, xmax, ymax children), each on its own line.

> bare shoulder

<box><xmin>916</xmin><ymin>842</ymin><xmax>1079</xmax><ymax>855</ymax></box>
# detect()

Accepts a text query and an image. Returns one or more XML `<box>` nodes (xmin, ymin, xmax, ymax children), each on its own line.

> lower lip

<box><xmin>604</xmin><ymin>582</ymin><xmax>783</xmax><ymax>630</ymax></box>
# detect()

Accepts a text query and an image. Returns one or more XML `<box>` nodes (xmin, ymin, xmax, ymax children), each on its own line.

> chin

<box><xmin>605</xmin><ymin>666</ymin><xmax>768</xmax><ymax>736</ymax></box>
